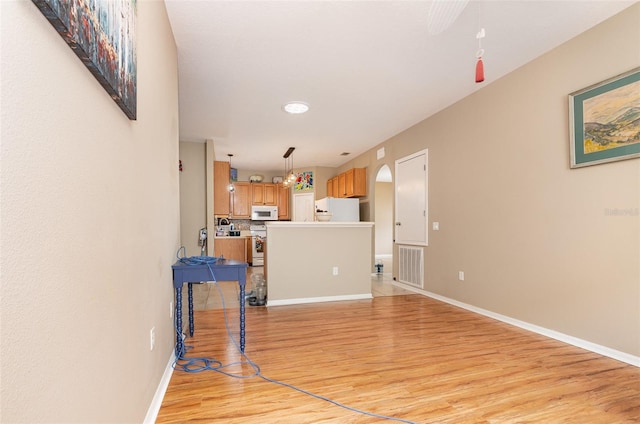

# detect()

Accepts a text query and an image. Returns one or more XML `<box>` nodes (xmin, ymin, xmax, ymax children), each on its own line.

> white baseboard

<box><xmin>144</xmin><ymin>350</ymin><xmax>176</xmax><ymax>424</ymax></box>
<box><xmin>268</xmin><ymin>293</ymin><xmax>373</xmax><ymax>307</ymax></box>
<box><xmin>391</xmin><ymin>281</ymin><xmax>640</xmax><ymax>368</ymax></box>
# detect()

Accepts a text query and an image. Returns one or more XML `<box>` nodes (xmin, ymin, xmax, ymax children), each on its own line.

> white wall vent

<box><xmin>398</xmin><ymin>245</ymin><xmax>424</xmax><ymax>288</ymax></box>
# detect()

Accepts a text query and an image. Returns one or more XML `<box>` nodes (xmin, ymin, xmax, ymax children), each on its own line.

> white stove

<box><xmin>250</xmin><ymin>225</ymin><xmax>266</xmax><ymax>266</ymax></box>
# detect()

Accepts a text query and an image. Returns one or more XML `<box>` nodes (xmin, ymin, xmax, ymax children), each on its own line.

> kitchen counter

<box><xmin>214</xmin><ymin>230</ymin><xmax>252</xmax><ymax>239</ymax></box>
<box><xmin>265</xmin><ymin>221</ymin><xmax>374</xmax><ymax>306</ymax></box>
<box><xmin>266</xmin><ymin>221</ymin><xmax>371</xmax><ymax>228</ymax></box>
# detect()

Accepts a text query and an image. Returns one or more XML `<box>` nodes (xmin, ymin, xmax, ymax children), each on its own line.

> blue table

<box><xmin>171</xmin><ymin>259</ymin><xmax>248</xmax><ymax>356</ymax></box>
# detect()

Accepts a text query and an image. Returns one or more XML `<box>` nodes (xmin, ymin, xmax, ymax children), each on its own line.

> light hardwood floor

<box><xmin>160</xmin><ymin>275</ymin><xmax>639</xmax><ymax>423</ymax></box>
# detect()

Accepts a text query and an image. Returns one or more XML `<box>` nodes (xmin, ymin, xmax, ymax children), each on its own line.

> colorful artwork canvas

<box><xmin>294</xmin><ymin>172</ymin><xmax>313</xmax><ymax>191</ymax></box>
<box><xmin>569</xmin><ymin>68</ymin><xmax>640</xmax><ymax>168</ymax></box>
<box><xmin>32</xmin><ymin>0</ymin><xmax>137</xmax><ymax>119</ymax></box>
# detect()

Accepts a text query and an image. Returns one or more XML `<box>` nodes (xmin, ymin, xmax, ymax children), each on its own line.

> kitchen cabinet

<box><xmin>246</xmin><ymin>238</ymin><xmax>253</xmax><ymax>265</ymax></box>
<box><xmin>231</xmin><ymin>182</ymin><xmax>251</xmax><ymax>219</ymax></box>
<box><xmin>344</xmin><ymin>168</ymin><xmax>366</xmax><ymax>197</ymax></box>
<box><xmin>338</xmin><ymin>173</ymin><xmax>346</xmax><ymax>198</ymax></box>
<box><xmin>251</xmin><ymin>183</ymin><xmax>277</xmax><ymax>206</ymax></box>
<box><xmin>214</xmin><ymin>161</ymin><xmax>231</xmax><ymax>215</ymax></box>
<box><xmin>332</xmin><ymin>168</ymin><xmax>366</xmax><ymax>198</ymax></box>
<box><xmin>277</xmin><ymin>185</ymin><xmax>290</xmax><ymax>220</ymax></box>
<box><xmin>214</xmin><ymin>237</ymin><xmax>247</xmax><ymax>262</ymax></box>
<box><xmin>327</xmin><ymin>176</ymin><xmax>339</xmax><ymax>197</ymax></box>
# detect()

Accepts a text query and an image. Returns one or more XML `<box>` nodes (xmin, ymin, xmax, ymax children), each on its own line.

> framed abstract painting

<box><xmin>294</xmin><ymin>172</ymin><xmax>313</xmax><ymax>191</ymax></box>
<box><xmin>32</xmin><ymin>0</ymin><xmax>137</xmax><ymax>119</ymax></box>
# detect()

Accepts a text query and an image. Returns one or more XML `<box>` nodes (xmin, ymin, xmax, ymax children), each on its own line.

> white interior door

<box><xmin>395</xmin><ymin>149</ymin><xmax>428</xmax><ymax>245</ymax></box>
<box><xmin>293</xmin><ymin>192</ymin><xmax>315</xmax><ymax>222</ymax></box>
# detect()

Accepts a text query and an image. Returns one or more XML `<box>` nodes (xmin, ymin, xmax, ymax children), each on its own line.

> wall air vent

<box><xmin>398</xmin><ymin>245</ymin><xmax>424</xmax><ymax>288</ymax></box>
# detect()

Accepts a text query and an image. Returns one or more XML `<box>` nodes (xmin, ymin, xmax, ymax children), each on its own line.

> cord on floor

<box><xmin>172</xmin><ymin>252</ymin><xmax>417</xmax><ymax>424</ymax></box>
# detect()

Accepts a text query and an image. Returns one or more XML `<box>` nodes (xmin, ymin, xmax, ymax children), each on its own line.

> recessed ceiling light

<box><xmin>283</xmin><ymin>101</ymin><xmax>310</xmax><ymax>114</ymax></box>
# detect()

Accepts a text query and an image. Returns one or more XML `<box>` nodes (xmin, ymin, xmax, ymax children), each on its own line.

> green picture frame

<box><xmin>569</xmin><ymin>67</ymin><xmax>640</xmax><ymax>168</ymax></box>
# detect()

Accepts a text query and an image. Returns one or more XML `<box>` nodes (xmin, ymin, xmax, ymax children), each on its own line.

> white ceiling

<box><xmin>165</xmin><ymin>0</ymin><xmax>634</xmax><ymax>173</ymax></box>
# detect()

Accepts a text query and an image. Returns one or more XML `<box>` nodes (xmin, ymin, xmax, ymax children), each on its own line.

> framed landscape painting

<box><xmin>32</xmin><ymin>0</ymin><xmax>137</xmax><ymax>119</ymax></box>
<box><xmin>569</xmin><ymin>68</ymin><xmax>640</xmax><ymax>168</ymax></box>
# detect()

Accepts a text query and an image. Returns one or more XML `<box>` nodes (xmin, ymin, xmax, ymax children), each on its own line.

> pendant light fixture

<box><xmin>282</xmin><ymin>147</ymin><xmax>295</xmax><ymax>188</ymax></box>
<box><xmin>227</xmin><ymin>154</ymin><xmax>235</xmax><ymax>192</ymax></box>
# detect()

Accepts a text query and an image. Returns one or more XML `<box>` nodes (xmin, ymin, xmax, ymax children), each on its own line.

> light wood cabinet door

<box><xmin>214</xmin><ymin>161</ymin><xmax>230</xmax><ymax>215</ymax></box>
<box><xmin>263</xmin><ymin>183</ymin><xmax>277</xmax><ymax>205</ymax></box>
<box><xmin>345</xmin><ymin>169</ymin><xmax>355</xmax><ymax>197</ymax></box>
<box><xmin>246</xmin><ymin>238</ymin><xmax>253</xmax><ymax>265</ymax></box>
<box><xmin>349</xmin><ymin>168</ymin><xmax>367</xmax><ymax>197</ymax></box>
<box><xmin>214</xmin><ymin>237</ymin><xmax>247</xmax><ymax>262</ymax></box>
<box><xmin>338</xmin><ymin>173</ymin><xmax>346</xmax><ymax>198</ymax></box>
<box><xmin>335</xmin><ymin>168</ymin><xmax>366</xmax><ymax>198</ymax></box>
<box><xmin>251</xmin><ymin>183</ymin><xmax>277</xmax><ymax>206</ymax></box>
<box><xmin>327</xmin><ymin>177</ymin><xmax>335</xmax><ymax>197</ymax></box>
<box><xmin>251</xmin><ymin>183</ymin><xmax>264</xmax><ymax>205</ymax></box>
<box><xmin>231</xmin><ymin>182</ymin><xmax>251</xmax><ymax>219</ymax></box>
<box><xmin>278</xmin><ymin>185</ymin><xmax>290</xmax><ymax>220</ymax></box>
<box><xmin>332</xmin><ymin>177</ymin><xmax>339</xmax><ymax>198</ymax></box>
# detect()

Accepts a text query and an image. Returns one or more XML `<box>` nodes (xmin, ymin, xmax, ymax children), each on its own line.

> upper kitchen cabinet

<box><xmin>231</xmin><ymin>182</ymin><xmax>251</xmax><ymax>219</ymax></box>
<box><xmin>277</xmin><ymin>185</ymin><xmax>290</xmax><ymax>220</ymax></box>
<box><xmin>251</xmin><ymin>183</ymin><xmax>277</xmax><ymax>206</ymax></box>
<box><xmin>329</xmin><ymin>168</ymin><xmax>366</xmax><ymax>198</ymax></box>
<box><xmin>327</xmin><ymin>176</ymin><xmax>339</xmax><ymax>197</ymax></box>
<box><xmin>214</xmin><ymin>161</ymin><xmax>231</xmax><ymax>215</ymax></box>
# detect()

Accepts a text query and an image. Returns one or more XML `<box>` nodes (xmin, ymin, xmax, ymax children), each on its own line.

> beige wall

<box><xmin>374</xmin><ymin>181</ymin><xmax>394</xmax><ymax>256</ymax></box>
<box><xmin>266</xmin><ymin>222</ymin><xmax>373</xmax><ymax>304</ymax></box>
<box><xmin>1</xmin><ymin>1</ymin><xmax>180</xmax><ymax>422</ymax></box>
<box><xmin>180</xmin><ymin>142</ymin><xmax>207</xmax><ymax>256</ymax></box>
<box><xmin>340</xmin><ymin>4</ymin><xmax>640</xmax><ymax>357</ymax></box>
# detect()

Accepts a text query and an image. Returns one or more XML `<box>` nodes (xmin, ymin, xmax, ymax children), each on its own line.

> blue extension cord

<box><xmin>174</xmin><ymin>248</ymin><xmax>417</xmax><ymax>424</ymax></box>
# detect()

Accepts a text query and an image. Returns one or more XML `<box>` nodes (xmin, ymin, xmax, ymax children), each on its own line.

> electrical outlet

<box><xmin>458</xmin><ymin>271</ymin><xmax>465</xmax><ymax>281</ymax></box>
<box><xmin>150</xmin><ymin>327</ymin><xmax>156</xmax><ymax>351</ymax></box>
<box><xmin>332</xmin><ymin>266</ymin><xmax>339</xmax><ymax>276</ymax></box>
<box><xmin>432</xmin><ymin>222</ymin><xmax>440</xmax><ymax>231</ymax></box>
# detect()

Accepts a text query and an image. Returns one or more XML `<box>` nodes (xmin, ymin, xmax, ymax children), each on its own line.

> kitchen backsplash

<box><xmin>229</xmin><ymin>219</ymin><xmax>251</xmax><ymax>231</ymax></box>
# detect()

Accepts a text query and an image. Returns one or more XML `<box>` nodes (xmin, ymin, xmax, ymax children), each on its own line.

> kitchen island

<box><xmin>265</xmin><ymin>221</ymin><xmax>374</xmax><ymax>306</ymax></box>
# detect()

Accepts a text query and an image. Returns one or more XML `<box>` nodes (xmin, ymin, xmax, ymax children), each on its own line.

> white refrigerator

<box><xmin>315</xmin><ymin>197</ymin><xmax>360</xmax><ymax>222</ymax></box>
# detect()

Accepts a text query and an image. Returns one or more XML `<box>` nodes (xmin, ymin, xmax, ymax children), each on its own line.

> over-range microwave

<box><xmin>251</xmin><ymin>205</ymin><xmax>278</xmax><ymax>221</ymax></box>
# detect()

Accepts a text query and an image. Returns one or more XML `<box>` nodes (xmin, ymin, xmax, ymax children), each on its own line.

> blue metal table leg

<box><xmin>239</xmin><ymin>280</ymin><xmax>245</xmax><ymax>352</ymax></box>
<box><xmin>175</xmin><ymin>287</ymin><xmax>182</xmax><ymax>357</ymax></box>
<box><xmin>188</xmin><ymin>283</ymin><xmax>194</xmax><ymax>337</ymax></box>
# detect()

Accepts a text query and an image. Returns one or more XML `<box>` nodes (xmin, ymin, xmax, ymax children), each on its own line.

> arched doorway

<box><xmin>374</xmin><ymin>165</ymin><xmax>393</xmax><ymax>277</ymax></box>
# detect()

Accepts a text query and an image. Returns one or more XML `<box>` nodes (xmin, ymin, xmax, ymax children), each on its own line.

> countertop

<box><xmin>214</xmin><ymin>230</ymin><xmax>252</xmax><ymax>239</ymax></box>
<box><xmin>265</xmin><ymin>221</ymin><xmax>374</xmax><ymax>228</ymax></box>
